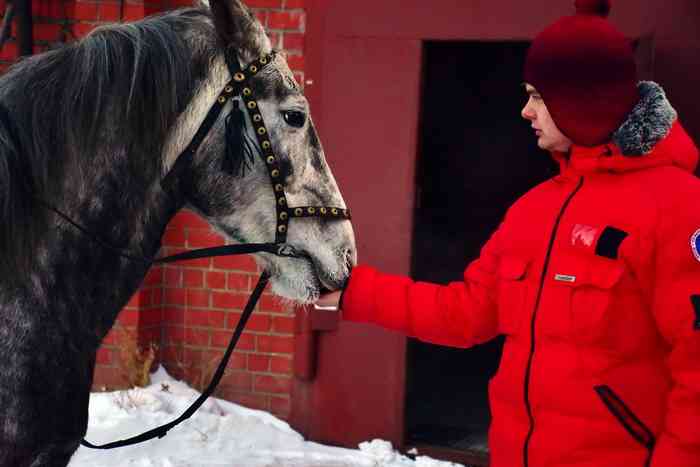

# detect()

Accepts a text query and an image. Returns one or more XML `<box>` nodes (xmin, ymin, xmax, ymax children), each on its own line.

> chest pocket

<box><xmin>497</xmin><ymin>256</ymin><xmax>531</xmax><ymax>337</ymax></box>
<box><xmin>553</xmin><ymin>254</ymin><xmax>626</xmax><ymax>344</ymax></box>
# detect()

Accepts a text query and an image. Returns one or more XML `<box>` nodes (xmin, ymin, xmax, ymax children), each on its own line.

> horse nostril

<box><xmin>343</xmin><ymin>248</ymin><xmax>356</xmax><ymax>270</ymax></box>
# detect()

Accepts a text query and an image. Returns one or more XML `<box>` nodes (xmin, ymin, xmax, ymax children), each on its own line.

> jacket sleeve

<box><xmin>340</xmin><ymin>225</ymin><xmax>503</xmax><ymax>348</ymax></box>
<box><xmin>649</xmin><ymin>203</ymin><xmax>700</xmax><ymax>466</ymax></box>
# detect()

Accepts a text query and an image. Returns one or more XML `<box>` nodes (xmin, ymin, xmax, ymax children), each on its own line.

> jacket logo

<box><xmin>554</xmin><ymin>274</ymin><xmax>576</xmax><ymax>283</ymax></box>
<box><xmin>691</xmin><ymin>229</ymin><xmax>700</xmax><ymax>262</ymax></box>
<box><xmin>572</xmin><ymin>224</ymin><xmax>598</xmax><ymax>248</ymax></box>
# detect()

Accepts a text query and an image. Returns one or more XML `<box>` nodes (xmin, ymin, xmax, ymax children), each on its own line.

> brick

<box><xmin>212</xmin><ymin>291</ymin><xmax>248</xmax><ymax>310</ymax></box>
<box><xmin>144</xmin><ymin>266</ymin><xmax>163</xmax><ymax>286</ymax></box>
<box><xmin>247</xmin><ymin>0</ymin><xmax>283</xmax><ymax>7</ymax></box>
<box><xmin>259</xmin><ymin>295</ymin><xmax>290</xmax><ymax>313</ymax></box>
<box><xmin>270</xmin><ymin>395</ymin><xmax>291</xmax><ymax>419</ymax></box>
<box><xmin>223</xmin><ymin>371</ymin><xmax>253</xmax><ymax>392</ymax></box>
<box><xmin>163</xmin><ymin>307</ymin><xmax>185</xmax><ymax>323</ymax></box>
<box><xmin>99</xmin><ymin>3</ymin><xmax>122</xmax><ymax>22</ymax></box>
<box><xmin>187</xmin><ymin>289</ymin><xmax>210</xmax><ymax>308</ymax></box>
<box><xmin>164</xmin><ymin>267</ymin><xmax>182</xmax><ymax>286</ymax></box>
<box><xmin>268</xmin><ymin>11</ymin><xmax>303</xmax><ymax>30</ymax></box>
<box><xmin>272</xmin><ymin>315</ymin><xmax>294</xmax><ymax>334</ymax></box>
<box><xmin>286</xmin><ymin>53</ymin><xmax>305</xmax><ymax>72</ymax></box>
<box><xmin>183</xmin><ymin>269</ymin><xmax>204</xmax><ymax>288</ymax></box>
<box><xmin>123</xmin><ymin>5</ymin><xmax>146</xmax><ymax>22</ymax></box>
<box><xmin>162</xmin><ymin>228</ymin><xmax>186</xmax><ymax>247</ymax></box>
<box><xmin>73</xmin><ymin>3</ymin><xmax>99</xmax><ymax>21</ymax></box>
<box><xmin>33</xmin><ymin>23</ymin><xmax>62</xmax><ymax>42</ymax></box>
<box><xmin>257</xmin><ymin>335</ymin><xmax>294</xmax><ymax>354</ymax></box>
<box><xmin>213</xmin><ymin>254</ymin><xmax>257</xmax><ymax>272</ymax></box>
<box><xmin>226</xmin><ymin>391</ymin><xmax>268</xmax><ymax>411</ymax></box>
<box><xmin>212</xmin><ymin>330</ymin><xmax>255</xmax><ymax>351</ymax></box>
<box><xmin>227</xmin><ymin>272</ymin><xmax>250</xmax><ymax>291</ymax></box>
<box><xmin>139</xmin><ymin>308</ymin><xmax>162</xmax><ymax>326</ymax></box>
<box><xmin>253</xmin><ymin>10</ymin><xmax>268</xmax><ymax>27</ymax></box>
<box><xmin>282</xmin><ymin>32</ymin><xmax>304</xmax><ymax>51</ymax></box>
<box><xmin>72</xmin><ymin>23</ymin><xmax>96</xmax><ymax>39</ymax></box>
<box><xmin>0</xmin><ymin>42</ymin><xmax>17</xmax><ymax>61</ymax></box>
<box><xmin>187</xmin><ymin>229</ymin><xmax>224</xmax><ymax>248</ymax></box>
<box><xmin>96</xmin><ymin>347</ymin><xmax>113</xmax><ymax>365</ymax></box>
<box><xmin>225</xmin><ymin>351</ymin><xmax>247</xmax><ymax>371</ymax></box>
<box><xmin>152</xmin><ymin>288</ymin><xmax>164</xmax><ymax>306</ymax></box>
<box><xmin>206</xmin><ymin>271</ymin><xmax>227</xmax><ymax>289</ymax></box>
<box><xmin>102</xmin><ymin>329</ymin><xmax>118</xmax><ymax>346</ymax></box>
<box><xmin>227</xmin><ymin>313</ymin><xmax>271</xmax><ymax>332</ymax></box>
<box><xmin>185</xmin><ymin>309</ymin><xmax>211</xmax><ymax>327</ymax></box>
<box><xmin>92</xmin><ymin>365</ymin><xmax>129</xmax><ymax>391</ymax></box>
<box><xmin>164</xmin><ymin>287</ymin><xmax>186</xmax><ymax>305</ymax></box>
<box><xmin>168</xmin><ymin>210</ymin><xmax>210</xmax><ymax>230</ymax></box>
<box><xmin>185</xmin><ymin>328</ymin><xmax>210</xmax><ymax>346</ymax></box>
<box><xmin>248</xmin><ymin>354</ymin><xmax>270</xmax><ymax>372</ymax></box>
<box><xmin>163</xmin><ymin>326</ymin><xmax>185</xmax><ymax>344</ymax></box>
<box><xmin>118</xmin><ymin>309</ymin><xmax>140</xmax><ymax>326</ymax></box>
<box><xmin>254</xmin><ymin>374</ymin><xmax>291</xmax><ymax>394</ymax></box>
<box><xmin>271</xmin><ymin>355</ymin><xmax>293</xmax><ymax>374</ymax></box>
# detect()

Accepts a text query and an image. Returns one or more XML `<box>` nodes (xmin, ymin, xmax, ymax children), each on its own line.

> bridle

<box><xmin>80</xmin><ymin>51</ymin><xmax>351</xmax><ymax>449</ymax></box>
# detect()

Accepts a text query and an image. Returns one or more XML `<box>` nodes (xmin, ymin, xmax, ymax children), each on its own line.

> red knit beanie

<box><xmin>524</xmin><ymin>0</ymin><xmax>639</xmax><ymax>146</ymax></box>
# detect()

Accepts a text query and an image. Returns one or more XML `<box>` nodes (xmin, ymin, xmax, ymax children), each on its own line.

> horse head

<box><xmin>165</xmin><ymin>0</ymin><xmax>356</xmax><ymax>303</ymax></box>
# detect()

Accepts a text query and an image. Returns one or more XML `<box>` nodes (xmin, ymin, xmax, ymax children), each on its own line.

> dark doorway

<box><xmin>406</xmin><ymin>42</ymin><xmax>557</xmax><ymax>462</ymax></box>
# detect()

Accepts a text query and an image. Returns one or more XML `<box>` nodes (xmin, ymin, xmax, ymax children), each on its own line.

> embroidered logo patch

<box><xmin>572</xmin><ymin>224</ymin><xmax>598</xmax><ymax>248</ymax></box>
<box><xmin>691</xmin><ymin>229</ymin><xmax>700</xmax><ymax>262</ymax></box>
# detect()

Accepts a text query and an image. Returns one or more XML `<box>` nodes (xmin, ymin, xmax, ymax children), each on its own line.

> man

<box><xmin>316</xmin><ymin>1</ymin><xmax>700</xmax><ymax>466</ymax></box>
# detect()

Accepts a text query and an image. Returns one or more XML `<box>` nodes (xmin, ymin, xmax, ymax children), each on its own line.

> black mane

<box><xmin>0</xmin><ymin>7</ymin><xmax>217</xmax><ymax>277</ymax></box>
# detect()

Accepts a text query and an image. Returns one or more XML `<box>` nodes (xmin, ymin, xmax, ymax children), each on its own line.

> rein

<box><xmin>41</xmin><ymin>50</ymin><xmax>350</xmax><ymax>449</ymax></box>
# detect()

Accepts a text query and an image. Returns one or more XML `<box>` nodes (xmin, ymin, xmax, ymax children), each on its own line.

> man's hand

<box><xmin>314</xmin><ymin>290</ymin><xmax>342</xmax><ymax>310</ymax></box>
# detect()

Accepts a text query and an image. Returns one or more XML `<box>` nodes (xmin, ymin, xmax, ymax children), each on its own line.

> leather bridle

<box><xmin>81</xmin><ymin>51</ymin><xmax>351</xmax><ymax>449</ymax></box>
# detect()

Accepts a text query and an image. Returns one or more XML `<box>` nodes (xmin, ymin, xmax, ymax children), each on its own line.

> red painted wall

<box><xmin>0</xmin><ymin>0</ymin><xmax>306</xmax><ymax>421</ymax></box>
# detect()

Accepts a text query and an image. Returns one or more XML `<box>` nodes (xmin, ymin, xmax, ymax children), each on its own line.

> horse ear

<box><xmin>208</xmin><ymin>0</ymin><xmax>272</xmax><ymax>60</ymax></box>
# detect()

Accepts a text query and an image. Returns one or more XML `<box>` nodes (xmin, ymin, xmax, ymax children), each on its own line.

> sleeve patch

<box><xmin>691</xmin><ymin>295</ymin><xmax>700</xmax><ymax>331</ymax></box>
<box><xmin>691</xmin><ymin>229</ymin><xmax>700</xmax><ymax>262</ymax></box>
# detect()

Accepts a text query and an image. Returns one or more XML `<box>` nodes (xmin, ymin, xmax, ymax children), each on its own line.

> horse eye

<box><xmin>282</xmin><ymin>110</ymin><xmax>306</xmax><ymax>128</ymax></box>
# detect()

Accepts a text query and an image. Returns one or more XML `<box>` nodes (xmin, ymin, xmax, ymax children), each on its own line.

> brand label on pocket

<box><xmin>554</xmin><ymin>274</ymin><xmax>576</xmax><ymax>283</ymax></box>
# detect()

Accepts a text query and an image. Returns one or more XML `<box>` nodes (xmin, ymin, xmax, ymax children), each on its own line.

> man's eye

<box><xmin>282</xmin><ymin>110</ymin><xmax>307</xmax><ymax>128</ymax></box>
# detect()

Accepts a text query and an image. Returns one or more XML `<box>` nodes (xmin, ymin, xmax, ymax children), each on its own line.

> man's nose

<box><xmin>521</xmin><ymin>104</ymin><xmax>535</xmax><ymax>121</ymax></box>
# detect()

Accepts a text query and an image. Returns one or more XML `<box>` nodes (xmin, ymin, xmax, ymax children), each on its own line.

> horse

<box><xmin>0</xmin><ymin>1</ymin><xmax>356</xmax><ymax>465</ymax></box>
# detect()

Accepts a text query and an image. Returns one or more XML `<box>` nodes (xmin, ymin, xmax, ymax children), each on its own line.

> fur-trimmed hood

<box><xmin>555</xmin><ymin>81</ymin><xmax>699</xmax><ymax>175</ymax></box>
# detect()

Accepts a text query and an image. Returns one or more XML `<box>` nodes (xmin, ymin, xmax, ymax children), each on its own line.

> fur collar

<box><xmin>612</xmin><ymin>81</ymin><xmax>677</xmax><ymax>156</ymax></box>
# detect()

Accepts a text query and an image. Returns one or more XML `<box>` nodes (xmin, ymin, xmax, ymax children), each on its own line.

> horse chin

<box><xmin>259</xmin><ymin>254</ymin><xmax>322</xmax><ymax>304</ymax></box>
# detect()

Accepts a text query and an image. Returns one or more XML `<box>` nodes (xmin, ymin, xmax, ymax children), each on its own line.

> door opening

<box><xmin>406</xmin><ymin>41</ymin><xmax>557</xmax><ymax>464</ymax></box>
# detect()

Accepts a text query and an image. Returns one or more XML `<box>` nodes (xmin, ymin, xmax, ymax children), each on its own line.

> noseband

<box><xmin>80</xmin><ymin>52</ymin><xmax>351</xmax><ymax>449</ymax></box>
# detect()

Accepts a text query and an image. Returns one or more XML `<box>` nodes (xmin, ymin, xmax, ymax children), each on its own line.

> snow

<box><xmin>69</xmin><ymin>367</ymin><xmax>466</xmax><ymax>467</ymax></box>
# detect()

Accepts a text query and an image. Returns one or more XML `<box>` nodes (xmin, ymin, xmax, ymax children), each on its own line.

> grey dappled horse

<box><xmin>0</xmin><ymin>1</ymin><xmax>355</xmax><ymax>465</ymax></box>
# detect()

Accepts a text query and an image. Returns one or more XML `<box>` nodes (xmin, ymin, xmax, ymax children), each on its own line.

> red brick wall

<box><xmin>0</xmin><ymin>0</ymin><xmax>306</xmax><ymax>421</ymax></box>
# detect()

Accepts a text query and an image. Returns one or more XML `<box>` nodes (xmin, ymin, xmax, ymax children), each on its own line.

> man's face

<box><xmin>521</xmin><ymin>84</ymin><xmax>572</xmax><ymax>153</ymax></box>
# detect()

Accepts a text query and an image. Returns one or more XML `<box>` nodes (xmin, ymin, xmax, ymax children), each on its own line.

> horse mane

<box><xmin>0</xmin><ymin>7</ymin><xmax>219</xmax><ymax>278</ymax></box>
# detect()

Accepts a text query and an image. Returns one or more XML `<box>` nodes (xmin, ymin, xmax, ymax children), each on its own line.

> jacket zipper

<box><xmin>522</xmin><ymin>176</ymin><xmax>584</xmax><ymax>467</ymax></box>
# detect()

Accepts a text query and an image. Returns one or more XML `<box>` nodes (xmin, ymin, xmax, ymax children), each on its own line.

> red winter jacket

<box><xmin>341</xmin><ymin>82</ymin><xmax>700</xmax><ymax>467</ymax></box>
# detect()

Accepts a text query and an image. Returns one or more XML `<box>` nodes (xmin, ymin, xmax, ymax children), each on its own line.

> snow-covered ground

<box><xmin>70</xmin><ymin>367</ymin><xmax>466</xmax><ymax>467</ymax></box>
